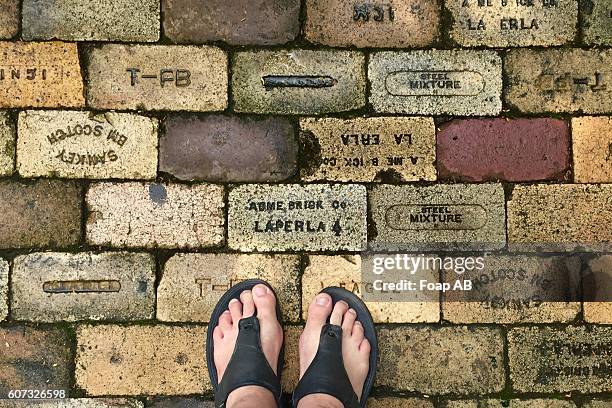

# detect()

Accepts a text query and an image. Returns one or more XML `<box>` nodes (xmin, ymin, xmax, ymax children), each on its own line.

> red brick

<box><xmin>162</xmin><ymin>0</ymin><xmax>300</xmax><ymax>45</ymax></box>
<box><xmin>0</xmin><ymin>326</ymin><xmax>71</xmax><ymax>396</ymax></box>
<box><xmin>160</xmin><ymin>115</ymin><xmax>297</xmax><ymax>182</ymax></box>
<box><xmin>437</xmin><ymin>118</ymin><xmax>570</xmax><ymax>182</ymax></box>
<box><xmin>0</xmin><ymin>180</ymin><xmax>82</xmax><ymax>248</ymax></box>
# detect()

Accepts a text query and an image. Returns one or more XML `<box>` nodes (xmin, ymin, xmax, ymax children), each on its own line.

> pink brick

<box><xmin>437</xmin><ymin>118</ymin><xmax>570</xmax><ymax>182</ymax></box>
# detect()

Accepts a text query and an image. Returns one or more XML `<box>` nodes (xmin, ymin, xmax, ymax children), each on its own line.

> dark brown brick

<box><xmin>0</xmin><ymin>180</ymin><xmax>81</xmax><ymax>248</ymax></box>
<box><xmin>0</xmin><ymin>0</ymin><xmax>19</xmax><ymax>39</ymax></box>
<box><xmin>437</xmin><ymin>118</ymin><xmax>570</xmax><ymax>182</ymax></box>
<box><xmin>0</xmin><ymin>326</ymin><xmax>71</xmax><ymax>397</ymax></box>
<box><xmin>162</xmin><ymin>0</ymin><xmax>300</xmax><ymax>45</ymax></box>
<box><xmin>160</xmin><ymin>115</ymin><xmax>297</xmax><ymax>182</ymax></box>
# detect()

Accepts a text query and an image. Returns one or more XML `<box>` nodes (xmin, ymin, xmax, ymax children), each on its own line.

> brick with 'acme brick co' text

<box><xmin>0</xmin><ymin>42</ymin><xmax>84</xmax><ymax>109</ymax></box>
<box><xmin>0</xmin><ymin>179</ymin><xmax>82</xmax><ymax>249</ymax></box>
<box><xmin>160</xmin><ymin>115</ymin><xmax>296</xmax><ymax>182</ymax></box>
<box><xmin>87</xmin><ymin>45</ymin><xmax>227</xmax><ymax>112</ymax></box>
<box><xmin>163</xmin><ymin>0</ymin><xmax>300</xmax><ymax>45</ymax></box>
<box><xmin>86</xmin><ymin>182</ymin><xmax>225</xmax><ymax>249</ymax></box>
<box><xmin>437</xmin><ymin>118</ymin><xmax>570</xmax><ymax>182</ymax></box>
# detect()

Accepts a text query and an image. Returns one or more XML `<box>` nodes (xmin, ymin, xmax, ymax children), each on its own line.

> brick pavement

<box><xmin>0</xmin><ymin>0</ymin><xmax>611</xmax><ymax>406</ymax></box>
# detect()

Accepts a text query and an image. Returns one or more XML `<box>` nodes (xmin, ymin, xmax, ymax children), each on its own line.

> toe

<box><xmin>360</xmin><ymin>338</ymin><xmax>371</xmax><ymax>355</ymax></box>
<box><xmin>330</xmin><ymin>300</ymin><xmax>349</xmax><ymax>326</ymax></box>
<box><xmin>213</xmin><ymin>325</ymin><xmax>224</xmax><ymax>341</ymax></box>
<box><xmin>252</xmin><ymin>284</ymin><xmax>276</xmax><ymax>318</ymax></box>
<box><xmin>228</xmin><ymin>298</ymin><xmax>242</xmax><ymax>325</ymax></box>
<box><xmin>240</xmin><ymin>290</ymin><xmax>255</xmax><ymax>317</ymax></box>
<box><xmin>352</xmin><ymin>321</ymin><xmax>365</xmax><ymax>343</ymax></box>
<box><xmin>219</xmin><ymin>310</ymin><xmax>233</xmax><ymax>330</ymax></box>
<box><xmin>342</xmin><ymin>308</ymin><xmax>357</xmax><ymax>336</ymax></box>
<box><xmin>304</xmin><ymin>293</ymin><xmax>332</xmax><ymax>332</ymax></box>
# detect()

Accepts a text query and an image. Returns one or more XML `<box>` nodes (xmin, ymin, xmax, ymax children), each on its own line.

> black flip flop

<box><xmin>292</xmin><ymin>287</ymin><xmax>378</xmax><ymax>408</ymax></box>
<box><xmin>206</xmin><ymin>279</ymin><xmax>284</xmax><ymax>407</ymax></box>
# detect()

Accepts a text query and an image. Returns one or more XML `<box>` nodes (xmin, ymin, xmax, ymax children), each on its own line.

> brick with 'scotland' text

<box><xmin>17</xmin><ymin>110</ymin><xmax>158</xmax><ymax>179</ymax></box>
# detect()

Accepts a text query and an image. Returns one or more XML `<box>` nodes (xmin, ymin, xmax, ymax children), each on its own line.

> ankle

<box><xmin>227</xmin><ymin>385</ymin><xmax>276</xmax><ymax>408</ymax></box>
<box><xmin>297</xmin><ymin>393</ymin><xmax>344</xmax><ymax>408</ymax></box>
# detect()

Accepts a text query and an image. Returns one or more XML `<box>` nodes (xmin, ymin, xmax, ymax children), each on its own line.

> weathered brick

<box><xmin>0</xmin><ymin>111</ymin><xmax>14</xmax><ymax>176</ymax></box>
<box><xmin>228</xmin><ymin>184</ymin><xmax>367</xmax><ymax>251</ymax></box>
<box><xmin>281</xmin><ymin>325</ymin><xmax>302</xmax><ymax>391</ymax></box>
<box><xmin>299</xmin><ymin>117</ymin><xmax>436</xmax><ymax>182</ymax></box>
<box><xmin>507</xmin><ymin>184</ymin><xmax>612</xmax><ymax>251</ymax></box>
<box><xmin>508</xmin><ymin>326</ymin><xmax>612</xmax><ymax>393</ymax></box>
<box><xmin>12</xmin><ymin>252</ymin><xmax>155</xmax><ymax>322</ymax></box>
<box><xmin>369</xmin><ymin>50</ymin><xmax>502</xmax><ymax>115</ymax></box>
<box><xmin>160</xmin><ymin>115</ymin><xmax>296</xmax><ymax>182</ymax></box>
<box><xmin>162</xmin><ymin>0</ymin><xmax>300</xmax><ymax>45</ymax></box>
<box><xmin>368</xmin><ymin>398</ymin><xmax>433</xmax><ymax>407</ymax></box>
<box><xmin>0</xmin><ymin>42</ymin><xmax>84</xmax><ymax>108</ymax></box>
<box><xmin>86</xmin><ymin>182</ymin><xmax>224</xmax><ymax>249</ymax></box>
<box><xmin>369</xmin><ymin>184</ymin><xmax>505</xmax><ymax>251</ymax></box>
<box><xmin>584</xmin><ymin>399</ymin><xmax>612</xmax><ymax>408</ymax></box>
<box><xmin>232</xmin><ymin>50</ymin><xmax>366</xmax><ymax>114</ymax></box>
<box><xmin>584</xmin><ymin>255</ymin><xmax>612</xmax><ymax>324</ymax></box>
<box><xmin>87</xmin><ymin>45</ymin><xmax>227</xmax><ymax>112</ymax></box>
<box><xmin>0</xmin><ymin>258</ymin><xmax>6</xmax><ymax>321</ymax></box>
<box><xmin>147</xmin><ymin>397</ymin><xmax>213</xmax><ymax>407</ymax></box>
<box><xmin>443</xmin><ymin>255</ymin><xmax>581</xmax><ymax>323</ymax></box>
<box><xmin>446</xmin><ymin>399</ymin><xmax>576</xmax><ymax>408</ymax></box>
<box><xmin>304</xmin><ymin>0</ymin><xmax>440</xmax><ymax>48</ymax></box>
<box><xmin>505</xmin><ymin>49</ymin><xmax>612</xmax><ymax>113</ymax></box>
<box><xmin>17</xmin><ymin>110</ymin><xmax>158</xmax><ymax>179</ymax></box>
<box><xmin>0</xmin><ymin>400</ymin><xmax>144</xmax><ymax>408</ymax></box>
<box><xmin>0</xmin><ymin>180</ymin><xmax>81</xmax><ymax>249</ymax></box>
<box><xmin>158</xmin><ymin>253</ymin><xmax>301</xmax><ymax>322</ymax></box>
<box><xmin>581</xmin><ymin>0</ymin><xmax>612</xmax><ymax>45</ymax></box>
<box><xmin>572</xmin><ymin>116</ymin><xmax>612</xmax><ymax>183</ymax></box>
<box><xmin>447</xmin><ymin>0</ymin><xmax>577</xmax><ymax>47</ymax></box>
<box><xmin>437</xmin><ymin>118</ymin><xmax>570</xmax><ymax>182</ymax></box>
<box><xmin>76</xmin><ymin>325</ymin><xmax>209</xmax><ymax>395</ymax></box>
<box><xmin>303</xmin><ymin>255</ymin><xmax>439</xmax><ymax>323</ymax></box>
<box><xmin>0</xmin><ymin>0</ymin><xmax>18</xmax><ymax>39</ymax></box>
<box><xmin>377</xmin><ymin>326</ymin><xmax>505</xmax><ymax>394</ymax></box>
<box><xmin>0</xmin><ymin>326</ymin><xmax>71</xmax><ymax>396</ymax></box>
<box><xmin>22</xmin><ymin>0</ymin><xmax>159</xmax><ymax>42</ymax></box>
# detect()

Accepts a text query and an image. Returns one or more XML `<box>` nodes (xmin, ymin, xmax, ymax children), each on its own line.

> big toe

<box><xmin>252</xmin><ymin>284</ymin><xmax>277</xmax><ymax>318</ymax></box>
<box><xmin>305</xmin><ymin>293</ymin><xmax>333</xmax><ymax>333</ymax></box>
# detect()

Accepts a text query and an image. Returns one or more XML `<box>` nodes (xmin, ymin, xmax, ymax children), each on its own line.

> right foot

<box><xmin>298</xmin><ymin>293</ymin><xmax>371</xmax><ymax>405</ymax></box>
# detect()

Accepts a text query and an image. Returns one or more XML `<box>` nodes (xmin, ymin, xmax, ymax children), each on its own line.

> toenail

<box><xmin>316</xmin><ymin>294</ymin><xmax>330</xmax><ymax>305</ymax></box>
<box><xmin>254</xmin><ymin>285</ymin><xmax>268</xmax><ymax>297</ymax></box>
<box><xmin>229</xmin><ymin>298</ymin><xmax>239</xmax><ymax>304</ymax></box>
<box><xmin>339</xmin><ymin>300</ymin><xmax>348</xmax><ymax>307</ymax></box>
<box><xmin>348</xmin><ymin>309</ymin><xmax>356</xmax><ymax>315</ymax></box>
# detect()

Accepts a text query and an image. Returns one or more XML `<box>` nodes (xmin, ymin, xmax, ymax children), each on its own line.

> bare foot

<box><xmin>212</xmin><ymin>284</ymin><xmax>283</xmax><ymax>406</ymax></box>
<box><xmin>298</xmin><ymin>293</ymin><xmax>371</xmax><ymax>406</ymax></box>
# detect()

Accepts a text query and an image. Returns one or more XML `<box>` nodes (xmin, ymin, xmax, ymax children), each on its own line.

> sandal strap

<box><xmin>292</xmin><ymin>324</ymin><xmax>360</xmax><ymax>408</ymax></box>
<box><xmin>216</xmin><ymin>316</ymin><xmax>282</xmax><ymax>407</ymax></box>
